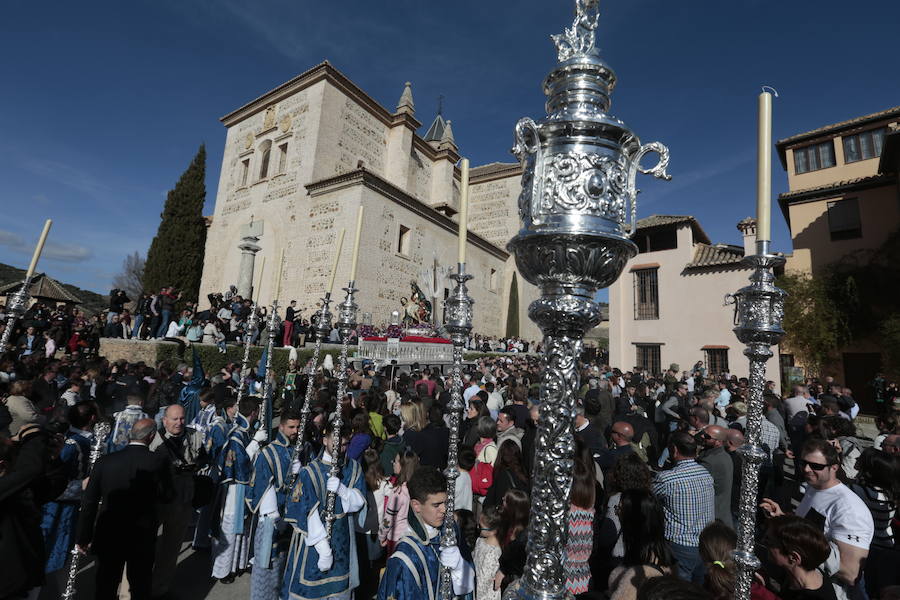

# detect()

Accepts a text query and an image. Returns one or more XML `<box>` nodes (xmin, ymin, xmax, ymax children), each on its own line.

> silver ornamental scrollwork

<box><xmin>513</xmin><ymin>117</ymin><xmax>541</xmax><ymax>222</ymax></box>
<box><xmin>551</xmin><ymin>0</ymin><xmax>600</xmax><ymax>61</ymax></box>
<box><xmin>542</xmin><ymin>152</ymin><xmax>629</xmax><ymax>221</ymax></box>
<box><xmin>623</xmin><ymin>137</ymin><xmax>672</xmax><ymax>236</ymax></box>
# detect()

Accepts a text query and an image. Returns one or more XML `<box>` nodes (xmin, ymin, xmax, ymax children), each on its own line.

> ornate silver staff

<box><xmin>0</xmin><ymin>219</ymin><xmax>52</xmax><ymax>354</ymax></box>
<box><xmin>258</xmin><ymin>300</ymin><xmax>279</xmax><ymax>443</ymax></box>
<box><xmin>234</xmin><ymin>302</ymin><xmax>260</xmax><ymax>411</ymax></box>
<box><xmin>726</xmin><ymin>240</ymin><xmax>785</xmax><ymax>600</ymax></box>
<box><xmin>61</xmin><ymin>420</ymin><xmax>112</xmax><ymax>600</ymax></box>
<box><xmin>439</xmin><ymin>264</ymin><xmax>473</xmax><ymax>600</ymax></box>
<box><xmin>726</xmin><ymin>91</ymin><xmax>787</xmax><ymax>600</ymax></box>
<box><xmin>505</xmin><ymin>2</ymin><xmax>670</xmax><ymax>598</ymax></box>
<box><xmin>323</xmin><ymin>280</ymin><xmax>358</xmax><ymax>538</ymax></box>
<box><xmin>287</xmin><ymin>293</ymin><xmax>333</xmax><ymax>485</ymax></box>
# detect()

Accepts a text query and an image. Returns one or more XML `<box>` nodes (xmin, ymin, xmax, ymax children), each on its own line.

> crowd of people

<box><xmin>1</xmin><ymin>293</ymin><xmax>899</xmax><ymax>600</ymax></box>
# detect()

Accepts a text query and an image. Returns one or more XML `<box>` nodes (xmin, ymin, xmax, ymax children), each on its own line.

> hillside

<box><xmin>0</xmin><ymin>262</ymin><xmax>107</xmax><ymax>315</ymax></box>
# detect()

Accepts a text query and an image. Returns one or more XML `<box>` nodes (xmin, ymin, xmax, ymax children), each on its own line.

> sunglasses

<box><xmin>799</xmin><ymin>459</ymin><xmax>833</xmax><ymax>471</ymax></box>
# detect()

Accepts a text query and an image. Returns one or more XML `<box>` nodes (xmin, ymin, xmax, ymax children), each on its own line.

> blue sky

<box><xmin>1</xmin><ymin>0</ymin><xmax>898</xmax><ymax>299</ymax></box>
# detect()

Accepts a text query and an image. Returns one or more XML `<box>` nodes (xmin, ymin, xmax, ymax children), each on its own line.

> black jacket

<box><xmin>76</xmin><ymin>444</ymin><xmax>174</xmax><ymax>552</ymax></box>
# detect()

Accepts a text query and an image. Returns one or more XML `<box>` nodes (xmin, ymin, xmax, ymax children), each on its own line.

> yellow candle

<box><xmin>457</xmin><ymin>158</ymin><xmax>469</xmax><ymax>264</ymax></box>
<box><xmin>25</xmin><ymin>219</ymin><xmax>53</xmax><ymax>280</ymax></box>
<box><xmin>254</xmin><ymin>257</ymin><xmax>266</xmax><ymax>302</ymax></box>
<box><xmin>273</xmin><ymin>249</ymin><xmax>284</xmax><ymax>300</ymax></box>
<box><xmin>757</xmin><ymin>90</ymin><xmax>773</xmax><ymax>242</ymax></box>
<box><xmin>327</xmin><ymin>229</ymin><xmax>346</xmax><ymax>295</ymax></box>
<box><xmin>349</xmin><ymin>205</ymin><xmax>364</xmax><ymax>282</ymax></box>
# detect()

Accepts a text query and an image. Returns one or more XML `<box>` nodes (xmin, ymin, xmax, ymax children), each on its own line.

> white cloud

<box><xmin>0</xmin><ymin>228</ymin><xmax>93</xmax><ymax>263</ymax></box>
<box><xmin>20</xmin><ymin>158</ymin><xmax>111</xmax><ymax>197</ymax></box>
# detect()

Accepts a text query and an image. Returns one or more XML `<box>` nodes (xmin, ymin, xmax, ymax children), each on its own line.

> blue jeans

<box><xmin>131</xmin><ymin>314</ymin><xmax>144</xmax><ymax>339</ymax></box>
<box><xmin>670</xmin><ymin>542</ymin><xmax>705</xmax><ymax>583</ymax></box>
<box><xmin>156</xmin><ymin>310</ymin><xmax>172</xmax><ymax>338</ymax></box>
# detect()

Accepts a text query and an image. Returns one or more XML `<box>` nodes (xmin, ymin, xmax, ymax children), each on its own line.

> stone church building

<box><xmin>199</xmin><ymin>61</ymin><xmax>540</xmax><ymax>340</ymax></box>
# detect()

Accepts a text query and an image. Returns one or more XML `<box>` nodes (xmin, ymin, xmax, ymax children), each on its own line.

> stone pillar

<box><xmin>236</xmin><ymin>220</ymin><xmax>264</xmax><ymax>298</ymax></box>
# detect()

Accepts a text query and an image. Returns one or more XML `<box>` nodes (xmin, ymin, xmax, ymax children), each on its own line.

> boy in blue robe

<box><xmin>211</xmin><ymin>397</ymin><xmax>266</xmax><ymax>583</ymax></box>
<box><xmin>378</xmin><ymin>466</ymin><xmax>475</xmax><ymax>600</ymax></box>
<box><xmin>282</xmin><ymin>420</ymin><xmax>367</xmax><ymax>600</ymax></box>
<box><xmin>246</xmin><ymin>410</ymin><xmax>300</xmax><ymax>600</ymax></box>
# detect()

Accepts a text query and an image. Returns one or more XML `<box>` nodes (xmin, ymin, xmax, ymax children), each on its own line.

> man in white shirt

<box><xmin>462</xmin><ymin>375</ymin><xmax>481</xmax><ymax>403</ymax></box>
<box><xmin>784</xmin><ymin>385</ymin><xmax>814</xmax><ymax>421</ymax></box>
<box><xmin>761</xmin><ymin>438</ymin><xmax>873</xmax><ymax>590</ymax></box>
<box><xmin>714</xmin><ymin>380</ymin><xmax>731</xmax><ymax>410</ymax></box>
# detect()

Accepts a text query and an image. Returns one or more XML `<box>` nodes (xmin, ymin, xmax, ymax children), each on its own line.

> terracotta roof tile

<box><xmin>0</xmin><ymin>273</ymin><xmax>82</xmax><ymax>304</ymax></box>
<box><xmin>685</xmin><ymin>243</ymin><xmax>745</xmax><ymax>270</ymax></box>
<box><xmin>776</xmin><ymin>105</ymin><xmax>900</xmax><ymax>148</ymax></box>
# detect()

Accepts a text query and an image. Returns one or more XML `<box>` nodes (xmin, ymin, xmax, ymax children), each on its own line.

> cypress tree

<box><xmin>143</xmin><ymin>145</ymin><xmax>207</xmax><ymax>302</ymax></box>
<box><xmin>505</xmin><ymin>272</ymin><xmax>520</xmax><ymax>338</ymax></box>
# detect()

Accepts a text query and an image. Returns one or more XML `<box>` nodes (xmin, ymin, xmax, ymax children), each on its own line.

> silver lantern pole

<box><xmin>288</xmin><ymin>293</ymin><xmax>333</xmax><ymax>485</ymax></box>
<box><xmin>61</xmin><ymin>420</ymin><xmax>112</xmax><ymax>600</ymax></box>
<box><xmin>258</xmin><ymin>300</ymin><xmax>279</xmax><ymax>443</ymax></box>
<box><xmin>323</xmin><ymin>281</ymin><xmax>358</xmax><ymax>538</ymax></box>
<box><xmin>234</xmin><ymin>302</ymin><xmax>260</xmax><ymax>410</ymax></box>
<box><xmin>0</xmin><ymin>278</ymin><xmax>33</xmax><ymax>354</ymax></box>
<box><xmin>727</xmin><ymin>238</ymin><xmax>786</xmax><ymax>600</ymax></box>
<box><xmin>505</xmin><ymin>2</ymin><xmax>670</xmax><ymax>598</ymax></box>
<box><xmin>439</xmin><ymin>264</ymin><xmax>473</xmax><ymax>600</ymax></box>
<box><xmin>0</xmin><ymin>219</ymin><xmax>51</xmax><ymax>355</ymax></box>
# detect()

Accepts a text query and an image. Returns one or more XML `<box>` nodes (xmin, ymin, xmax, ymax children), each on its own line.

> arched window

<box><xmin>258</xmin><ymin>140</ymin><xmax>272</xmax><ymax>180</ymax></box>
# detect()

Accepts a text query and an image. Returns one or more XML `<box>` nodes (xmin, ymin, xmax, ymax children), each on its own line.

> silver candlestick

<box><xmin>726</xmin><ymin>239</ymin><xmax>786</xmax><ymax>600</ymax></box>
<box><xmin>288</xmin><ymin>293</ymin><xmax>332</xmax><ymax>487</ymax></box>
<box><xmin>439</xmin><ymin>263</ymin><xmax>474</xmax><ymax>600</ymax></box>
<box><xmin>505</xmin><ymin>2</ymin><xmax>670</xmax><ymax>598</ymax></box>
<box><xmin>323</xmin><ymin>281</ymin><xmax>357</xmax><ymax>538</ymax></box>
<box><xmin>258</xmin><ymin>300</ymin><xmax>279</xmax><ymax>443</ymax></box>
<box><xmin>235</xmin><ymin>302</ymin><xmax>261</xmax><ymax>410</ymax></box>
<box><xmin>0</xmin><ymin>275</ymin><xmax>34</xmax><ymax>354</ymax></box>
<box><xmin>61</xmin><ymin>421</ymin><xmax>111</xmax><ymax>600</ymax></box>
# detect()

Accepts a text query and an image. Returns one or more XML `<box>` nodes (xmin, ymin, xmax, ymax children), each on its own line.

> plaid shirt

<box><xmin>653</xmin><ymin>459</ymin><xmax>715</xmax><ymax>546</ymax></box>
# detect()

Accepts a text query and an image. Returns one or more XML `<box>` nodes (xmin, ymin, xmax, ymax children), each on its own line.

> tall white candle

<box><xmin>349</xmin><ymin>205</ymin><xmax>364</xmax><ymax>282</ymax></box>
<box><xmin>273</xmin><ymin>249</ymin><xmax>284</xmax><ymax>300</ymax></box>
<box><xmin>327</xmin><ymin>229</ymin><xmax>346</xmax><ymax>295</ymax></box>
<box><xmin>25</xmin><ymin>220</ymin><xmax>53</xmax><ymax>280</ymax></box>
<box><xmin>254</xmin><ymin>257</ymin><xmax>266</xmax><ymax>302</ymax></box>
<box><xmin>457</xmin><ymin>158</ymin><xmax>470</xmax><ymax>264</ymax></box>
<box><xmin>757</xmin><ymin>90</ymin><xmax>773</xmax><ymax>242</ymax></box>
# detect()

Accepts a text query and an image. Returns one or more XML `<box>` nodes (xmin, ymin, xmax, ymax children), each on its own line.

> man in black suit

<box><xmin>76</xmin><ymin>418</ymin><xmax>174</xmax><ymax>600</ymax></box>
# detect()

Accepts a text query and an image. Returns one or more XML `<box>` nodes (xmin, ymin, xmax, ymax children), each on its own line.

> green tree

<box><xmin>505</xmin><ymin>272</ymin><xmax>519</xmax><ymax>338</ymax></box>
<box><xmin>777</xmin><ymin>272</ymin><xmax>849</xmax><ymax>377</ymax></box>
<box><xmin>143</xmin><ymin>145</ymin><xmax>207</xmax><ymax>301</ymax></box>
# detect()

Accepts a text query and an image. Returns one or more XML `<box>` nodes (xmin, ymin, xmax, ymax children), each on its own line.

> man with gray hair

<box><xmin>150</xmin><ymin>404</ymin><xmax>209</xmax><ymax>597</ymax></box>
<box><xmin>76</xmin><ymin>418</ymin><xmax>173</xmax><ymax>600</ymax></box>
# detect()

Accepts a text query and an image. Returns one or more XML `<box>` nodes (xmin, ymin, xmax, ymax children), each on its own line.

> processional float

<box><xmin>505</xmin><ymin>1</ymin><xmax>671</xmax><ymax>599</ymax></box>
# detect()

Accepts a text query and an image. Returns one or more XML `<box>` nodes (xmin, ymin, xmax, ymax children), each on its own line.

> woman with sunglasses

<box><xmin>760</xmin><ymin>438</ymin><xmax>873</xmax><ymax>594</ymax></box>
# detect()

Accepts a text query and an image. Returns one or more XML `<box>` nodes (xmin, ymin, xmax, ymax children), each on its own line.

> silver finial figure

<box><xmin>0</xmin><ymin>276</ymin><xmax>34</xmax><ymax>354</ymax></box>
<box><xmin>505</xmin><ymin>2</ymin><xmax>670</xmax><ymax>598</ymax></box>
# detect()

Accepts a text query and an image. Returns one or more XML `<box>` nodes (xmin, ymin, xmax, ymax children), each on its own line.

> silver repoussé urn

<box><xmin>505</xmin><ymin>2</ymin><xmax>670</xmax><ymax>599</ymax></box>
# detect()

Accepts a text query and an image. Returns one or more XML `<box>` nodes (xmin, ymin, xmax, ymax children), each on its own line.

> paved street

<box><xmin>39</xmin><ymin>539</ymin><xmax>251</xmax><ymax>600</ymax></box>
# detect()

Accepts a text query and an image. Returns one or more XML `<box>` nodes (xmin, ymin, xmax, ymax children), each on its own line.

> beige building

<box><xmin>608</xmin><ymin>215</ymin><xmax>780</xmax><ymax>386</ymax></box>
<box><xmin>198</xmin><ymin>61</ymin><xmax>540</xmax><ymax>341</ymax></box>
<box><xmin>775</xmin><ymin>106</ymin><xmax>900</xmax><ymax>406</ymax></box>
